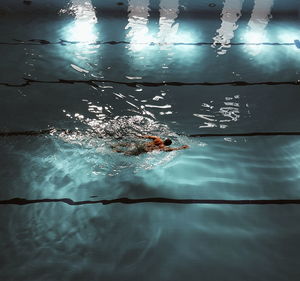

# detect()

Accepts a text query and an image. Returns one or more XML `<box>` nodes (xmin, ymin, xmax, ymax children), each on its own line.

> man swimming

<box><xmin>112</xmin><ymin>135</ymin><xmax>189</xmax><ymax>155</ymax></box>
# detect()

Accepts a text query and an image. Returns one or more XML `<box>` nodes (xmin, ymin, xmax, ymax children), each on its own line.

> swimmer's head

<box><xmin>164</xmin><ymin>139</ymin><xmax>172</xmax><ymax>146</ymax></box>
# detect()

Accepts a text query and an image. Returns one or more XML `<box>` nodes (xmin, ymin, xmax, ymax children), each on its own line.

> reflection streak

<box><xmin>126</xmin><ymin>0</ymin><xmax>183</xmax><ymax>51</ymax></box>
<box><xmin>244</xmin><ymin>0</ymin><xmax>274</xmax><ymax>54</ymax></box>
<box><xmin>248</xmin><ymin>0</ymin><xmax>273</xmax><ymax>35</ymax></box>
<box><xmin>194</xmin><ymin>95</ymin><xmax>241</xmax><ymax>129</ymax></box>
<box><xmin>126</xmin><ymin>0</ymin><xmax>152</xmax><ymax>51</ymax></box>
<box><xmin>213</xmin><ymin>0</ymin><xmax>244</xmax><ymax>55</ymax></box>
<box><xmin>157</xmin><ymin>0</ymin><xmax>180</xmax><ymax>47</ymax></box>
<box><xmin>60</xmin><ymin>0</ymin><xmax>100</xmax><ymax>75</ymax></box>
<box><xmin>64</xmin><ymin>0</ymin><xmax>98</xmax><ymax>43</ymax></box>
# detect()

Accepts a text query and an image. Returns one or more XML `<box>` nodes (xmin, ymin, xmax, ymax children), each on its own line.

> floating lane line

<box><xmin>1</xmin><ymin>129</ymin><xmax>300</xmax><ymax>137</ymax></box>
<box><xmin>1</xmin><ymin>197</ymin><xmax>300</xmax><ymax>206</ymax></box>
<box><xmin>0</xmin><ymin>78</ymin><xmax>300</xmax><ymax>88</ymax></box>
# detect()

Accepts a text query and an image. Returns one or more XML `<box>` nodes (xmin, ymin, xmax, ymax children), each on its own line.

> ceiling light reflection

<box><xmin>243</xmin><ymin>0</ymin><xmax>273</xmax><ymax>55</ymax></box>
<box><xmin>126</xmin><ymin>0</ymin><xmax>191</xmax><ymax>52</ymax></box>
<box><xmin>70</xmin><ymin>21</ymin><xmax>97</xmax><ymax>43</ymax></box>
<box><xmin>277</xmin><ymin>30</ymin><xmax>300</xmax><ymax>44</ymax></box>
<box><xmin>213</xmin><ymin>0</ymin><xmax>244</xmax><ymax>55</ymax></box>
<box><xmin>126</xmin><ymin>0</ymin><xmax>152</xmax><ymax>51</ymax></box>
<box><xmin>157</xmin><ymin>0</ymin><xmax>179</xmax><ymax>48</ymax></box>
<box><xmin>243</xmin><ymin>31</ymin><xmax>268</xmax><ymax>55</ymax></box>
<box><xmin>61</xmin><ymin>0</ymin><xmax>98</xmax><ymax>43</ymax></box>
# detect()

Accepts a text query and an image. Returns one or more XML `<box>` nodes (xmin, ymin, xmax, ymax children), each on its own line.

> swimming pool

<box><xmin>1</xmin><ymin>0</ymin><xmax>300</xmax><ymax>280</ymax></box>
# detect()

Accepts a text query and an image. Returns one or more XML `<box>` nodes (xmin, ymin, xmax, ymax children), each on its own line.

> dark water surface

<box><xmin>1</xmin><ymin>0</ymin><xmax>300</xmax><ymax>280</ymax></box>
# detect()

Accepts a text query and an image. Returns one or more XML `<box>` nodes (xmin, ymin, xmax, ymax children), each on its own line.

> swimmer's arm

<box><xmin>164</xmin><ymin>145</ymin><xmax>189</xmax><ymax>152</ymax></box>
<box><xmin>139</xmin><ymin>135</ymin><xmax>159</xmax><ymax>140</ymax></box>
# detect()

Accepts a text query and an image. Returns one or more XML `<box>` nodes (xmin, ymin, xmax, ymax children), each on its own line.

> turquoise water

<box><xmin>1</xmin><ymin>0</ymin><xmax>300</xmax><ymax>280</ymax></box>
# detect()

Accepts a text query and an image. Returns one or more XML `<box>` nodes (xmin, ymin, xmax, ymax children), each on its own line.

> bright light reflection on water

<box><xmin>126</xmin><ymin>0</ymin><xmax>196</xmax><ymax>52</ymax></box>
<box><xmin>57</xmin><ymin>0</ymin><xmax>102</xmax><ymax>76</ymax></box>
<box><xmin>68</xmin><ymin>21</ymin><xmax>98</xmax><ymax>43</ymax></box>
<box><xmin>242</xmin><ymin>31</ymin><xmax>269</xmax><ymax>55</ymax></box>
<box><xmin>240</xmin><ymin>26</ymin><xmax>300</xmax><ymax>66</ymax></box>
<box><xmin>60</xmin><ymin>0</ymin><xmax>98</xmax><ymax>43</ymax></box>
<box><xmin>277</xmin><ymin>28</ymin><xmax>300</xmax><ymax>55</ymax></box>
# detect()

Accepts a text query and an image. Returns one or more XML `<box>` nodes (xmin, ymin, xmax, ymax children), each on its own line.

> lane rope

<box><xmin>0</xmin><ymin>39</ymin><xmax>299</xmax><ymax>48</ymax></box>
<box><xmin>1</xmin><ymin>197</ymin><xmax>300</xmax><ymax>206</ymax></box>
<box><xmin>1</xmin><ymin>129</ymin><xmax>300</xmax><ymax>138</ymax></box>
<box><xmin>1</xmin><ymin>78</ymin><xmax>300</xmax><ymax>88</ymax></box>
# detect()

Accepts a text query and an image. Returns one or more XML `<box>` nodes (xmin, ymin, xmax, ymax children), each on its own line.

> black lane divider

<box><xmin>1</xmin><ymin>130</ymin><xmax>300</xmax><ymax>138</ymax></box>
<box><xmin>0</xmin><ymin>39</ymin><xmax>298</xmax><ymax>47</ymax></box>
<box><xmin>1</xmin><ymin>197</ymin><xmax>300</xmax><ymax>206</ymax></box>
<box><xmin>1</xmin><ymin>78</ymin><xmax>300</xmax><ymax>88</ymax></box>
<box><xmin>0</xmin><ymin>129</ymin><xmax>63</xmax><ymax>137</ymax></box>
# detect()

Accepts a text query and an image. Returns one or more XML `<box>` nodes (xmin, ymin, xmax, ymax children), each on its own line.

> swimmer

<box><xmin>111</xmin><ymin>135</ymin><xmax>189</xmax><ymax>155</ymax></box>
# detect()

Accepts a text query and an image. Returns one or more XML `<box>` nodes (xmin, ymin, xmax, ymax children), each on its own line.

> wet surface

<box><xmin>1</xmin><ymin>0</ymin><xmax>300</xmax><ymax>280</ymax></box>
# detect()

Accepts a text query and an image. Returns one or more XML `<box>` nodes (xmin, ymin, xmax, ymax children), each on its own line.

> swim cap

<box><xmin>164</xmin><ymin>139</ymin><xmax>172</xmax><ymax>146</ymax></box>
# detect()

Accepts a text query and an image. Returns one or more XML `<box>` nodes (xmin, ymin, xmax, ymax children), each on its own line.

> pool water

<box><xmin>1</xmin><ymin>0</ymin><xmax>300</xmax><ymax>280</ymax></box>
